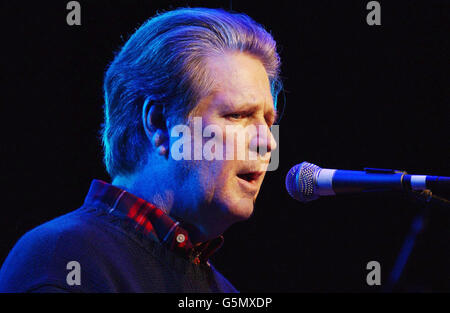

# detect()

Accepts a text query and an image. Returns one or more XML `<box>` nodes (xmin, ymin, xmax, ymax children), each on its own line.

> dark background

<box><xmin>1</xmin><ymin>0</ymin><xmax>449</xmax><ymax>292</ymax></box>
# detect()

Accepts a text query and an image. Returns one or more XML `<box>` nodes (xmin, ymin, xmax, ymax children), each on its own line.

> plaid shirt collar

<box><xmin>83</xmin><ymin>179</ymin><xmax>223</xmax><ymax>265</ymax></box>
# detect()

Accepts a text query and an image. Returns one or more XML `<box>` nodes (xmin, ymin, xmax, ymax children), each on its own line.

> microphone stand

<box><xmin>383</xmin><ymin>189</ymin><xmax>450</xmax><ymax>292</ymax></box>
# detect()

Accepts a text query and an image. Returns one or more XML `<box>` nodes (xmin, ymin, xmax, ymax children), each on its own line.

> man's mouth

<box><xmin>236</xmin><ymin>171</ymin><xmax>264</xmax><ymax>193</ymax></box>
<box><xmin>237</xmin><ymin>172</ymin><xmax>263</xmax><ymax>183</ymax></box>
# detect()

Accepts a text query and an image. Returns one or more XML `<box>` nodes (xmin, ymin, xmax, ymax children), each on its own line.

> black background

<box><xmin>1</xmin><ymin>0</ymin><xmax>449</xmax><ymax>292</ymax></box>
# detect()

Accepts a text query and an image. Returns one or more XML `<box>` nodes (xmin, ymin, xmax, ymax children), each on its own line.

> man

<box><xmin>0</xmin><ymin>7</ymin><xmax>281</xmax><ymax>292</ymax></box>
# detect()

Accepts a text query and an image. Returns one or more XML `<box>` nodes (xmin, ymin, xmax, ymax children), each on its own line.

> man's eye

<box><xmin>226</xmin><ymin>113</ymin><xmax>244</xmax><ymax>119</ymax></box>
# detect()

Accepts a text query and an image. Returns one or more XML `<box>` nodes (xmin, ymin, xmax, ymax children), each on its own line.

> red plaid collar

<box><xmin>83</xmin><ymin>179</ymin><xmax>223</xmax><ymax>265</ymax></box>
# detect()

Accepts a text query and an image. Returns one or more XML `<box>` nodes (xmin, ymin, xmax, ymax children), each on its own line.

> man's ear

<box><xmin>142</xmin><ymin>98</ymin><xmax>169</xmax><ymax>158</ymax></box>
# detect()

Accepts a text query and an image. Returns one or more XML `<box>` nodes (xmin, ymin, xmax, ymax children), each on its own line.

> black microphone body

<box><xmin>286</xmin><ymin>162</ymin><xmax>450</xmax><ymax>203</ymax></box>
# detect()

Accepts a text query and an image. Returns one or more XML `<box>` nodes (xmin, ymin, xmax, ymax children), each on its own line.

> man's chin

<box><xmin>226</xmin><ymin>198</ymin><xmax>255</xmax><ymax>222</ymax></box>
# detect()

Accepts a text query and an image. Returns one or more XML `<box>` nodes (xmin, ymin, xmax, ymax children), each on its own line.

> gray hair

<box><xmin>102</xmin><ymin>7</ymin><xmax>282</xmax><ymax>178</ymax></box>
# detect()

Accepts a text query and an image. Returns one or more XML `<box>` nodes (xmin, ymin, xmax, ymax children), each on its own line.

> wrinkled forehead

<box><xmin>197</xmin><ymin>52</ymin><xmax>275</xmax><ymax>112</ymax></box>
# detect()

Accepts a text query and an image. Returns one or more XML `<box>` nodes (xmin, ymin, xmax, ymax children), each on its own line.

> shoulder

<box><xmin>208</xmin><ymin>263</ymin><xmax>239</xmax><ymax>293</ymax></box>
<box><xmin>0</xmin><ymin>208</ymin><xmax>123</xmax><ymax>292</ymax></box>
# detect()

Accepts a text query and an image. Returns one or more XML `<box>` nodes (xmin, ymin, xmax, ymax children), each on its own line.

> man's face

<box><xmin>169</xmin><ymin>52</ymin><xmax>277</xmax><ymax>236</ymax></box>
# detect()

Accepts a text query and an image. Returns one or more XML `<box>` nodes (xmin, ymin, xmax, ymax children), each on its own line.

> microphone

<box><xmin>285</xmin><ymin>161</ymin><xmax>450</xmax><ymax>203</ymax></box>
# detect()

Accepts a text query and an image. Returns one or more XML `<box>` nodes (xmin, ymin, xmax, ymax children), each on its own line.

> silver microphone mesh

<box><xmin>285</xmin><ymin>161</ymin><xmax>322</xmax><ymax>202</ymax></box>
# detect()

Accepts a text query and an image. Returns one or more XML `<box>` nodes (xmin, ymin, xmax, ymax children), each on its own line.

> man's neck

<box><xmin>111</xmin><ymin>172</ymin><xmax>213</xmax><ymax>244</ymax></box>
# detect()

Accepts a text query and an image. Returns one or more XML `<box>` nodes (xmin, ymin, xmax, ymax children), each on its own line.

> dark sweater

<box><xmin>0</xmin><ymin>205</ymin><xmax>238</xmax><ymax>293</ymax></box>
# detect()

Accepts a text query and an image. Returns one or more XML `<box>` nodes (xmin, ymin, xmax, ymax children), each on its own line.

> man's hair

<box><xmin>102</xmin><ymin>7</ymin><xmax>282</xmax><ymax>178</ymax></box>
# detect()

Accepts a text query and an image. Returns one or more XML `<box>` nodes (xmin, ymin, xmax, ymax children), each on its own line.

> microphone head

<box><xmin>285</xmin><ymin>161</ymin><xmax>322</xmax><ymax>202</ymax></box>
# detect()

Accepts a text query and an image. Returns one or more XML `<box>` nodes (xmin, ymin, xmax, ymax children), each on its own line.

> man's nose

<box><xmin>249</xmin><ymin>124</ymin><xmax>277</xmax><ymax>155</ymax></box>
